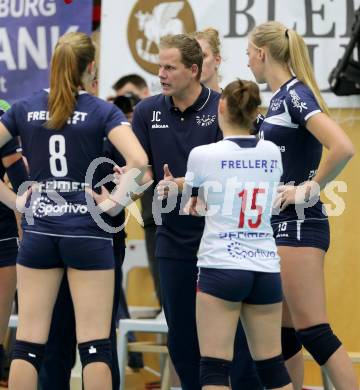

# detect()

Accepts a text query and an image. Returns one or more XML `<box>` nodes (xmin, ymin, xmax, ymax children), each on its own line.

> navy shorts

<box><xmin>272</xmin><ymin>218</ymin><xmax>330</xmax><ymax>252</ymax></box>
<box><xmin>197</xmin><ymin>267</ymin><xmax>282</xmax><ymax>304</ymax></box>
<box><xmin>0</xmin><ymin>237</ymin><xmax>18</xmax><ymax>267</ymax></box>
<box><xmin>17</xmin><ymin>232</ymin><xmax>114</xmax><ymax>270</ymax></box>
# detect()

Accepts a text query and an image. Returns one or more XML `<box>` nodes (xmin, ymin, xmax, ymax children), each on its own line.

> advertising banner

<box><xmin>0</xmin><ymin>0</ymin><xmax>93</xmax><ymax>103</ymax></box>
<box><xmin>100</xmin><ymin>0</ymin><xmax>360</xmax><ymax>107</ymax></box>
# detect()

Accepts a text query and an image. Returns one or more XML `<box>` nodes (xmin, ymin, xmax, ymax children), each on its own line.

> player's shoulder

<box><xmin>285</xmin><ymin>79</ymin><xmax>315</xmax><ymax>101</ymax></box>
<box><xmin>12</xmin><ymin>89</ymin><xmax>48</xmax><ymax>110</ymax></box>
<box><xmin>190</xmin><ymin>142</ymin><xmax>217</xmax><ymax>159</ymax></box>
<box><xmin>258</xmin><ymin>139</ymin><xmax>281</xmax><ymax>156</ymax></box>
<box><xmin>78</xmin><ymin>92</ymin><xmax>113</xmax><ymax>110</ymax></box>
<box><xmin>77</xmin><ymin>93</ymin><xmax>128</xmax><ymax>122</ymax></box>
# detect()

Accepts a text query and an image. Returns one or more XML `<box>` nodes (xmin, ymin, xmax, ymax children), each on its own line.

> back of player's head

<box><xmin>221</xmin><ymin>79</ymin><xmax>261</xmax><ymax>129</ymax></box>
<box><xmin>191</xmin><ymin>27</ymin><xmax>221</xmax><ymax>57</ymax></box>
<box><xmin>46</xmin><ymin>32</ymin><xmax>96</xmax><ymax>129</ymax></box>
<box><xmin>159</xmin><ymin>34</ymin><xmax>203</xmax><ymax>80</ymax></box>
<box><xmin>249</xmin><ymin>21</ymin><xmax>328</xmax><ymax>115</ymax></box>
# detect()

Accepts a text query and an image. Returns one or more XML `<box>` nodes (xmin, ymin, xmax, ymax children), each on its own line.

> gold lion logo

<box><xmin>128</xmin><ymin>0</ymin><xmax>196</xmax><ymax>75</ymax></box>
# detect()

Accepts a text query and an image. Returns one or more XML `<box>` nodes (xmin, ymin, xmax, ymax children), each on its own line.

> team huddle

<box><xmin>0</xmin><ymin>20</ymin><xmax>357</xmax><ymax>390</ymax></box>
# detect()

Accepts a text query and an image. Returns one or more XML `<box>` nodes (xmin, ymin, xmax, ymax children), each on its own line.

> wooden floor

<box><xmin>0</xmin><ymin>366</ymin><xmax>159</xmax><ymax>390</ymax></box>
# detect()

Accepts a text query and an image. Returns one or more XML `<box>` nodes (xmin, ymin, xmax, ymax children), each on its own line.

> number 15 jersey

<box><xmin>185</xmin><ymin>136</ymin><xmax>283</xmax><ymax>273</ymax></box>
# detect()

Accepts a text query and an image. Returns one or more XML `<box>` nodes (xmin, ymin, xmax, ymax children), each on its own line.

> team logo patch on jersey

<box><xmin>270</xmin><ymin>98</ymin><xmax>282</xmax><ymax>111</ymax></box>
<box><xmin>196</xmin><ymin>114</ymin><xmax>216</xmax><ymax>127</ymax></box>
<box><xmin>289</xmin><ymin>89</ymin><xmax>308</xmax><ymax>112</ymax></box>
<box><xmin>128</xmin><ymin>0</ymin><xmax>196</xmax><ymax>75</ymax></box>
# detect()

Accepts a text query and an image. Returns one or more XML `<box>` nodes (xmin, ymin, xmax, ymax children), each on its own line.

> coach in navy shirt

<box><xmin>132</xmin><ymin>34</ymin><xmax>261</xmax><ymax>390</ymax></box>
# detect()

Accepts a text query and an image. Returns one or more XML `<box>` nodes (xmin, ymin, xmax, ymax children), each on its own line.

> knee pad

<box><xmin>199</xmin><ymin>356</ymin><xmax>232</xmax><ymax>387</ymax></box>
<box><xmin>254</xmin><ymin>354</ymin><xmax>291</xmax><ymax>389</ymax></box>
<box><xmin>282</xmin><ymin>327</ymin><xmax>302</xmax><ymax>360</ymax></box>
<box><xmin>11</xmin><ymin>340</ymin><xmax>45</xmax><ymax>373</ymax></box>
<box><xmin>78</xmin><ymin>338</ymin><xmax>112</xmax><ymax>370</ymax></box>
<box><xmin>297</xmin><ymin>323</ymin><xmax>342</xmax><ymax>365</ymax></box>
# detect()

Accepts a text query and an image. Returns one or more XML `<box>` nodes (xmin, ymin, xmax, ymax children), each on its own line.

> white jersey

<box><xmin>185</xmin><ymin>136</ymin><xmax>283</xmax><ymax>272</ymax></box>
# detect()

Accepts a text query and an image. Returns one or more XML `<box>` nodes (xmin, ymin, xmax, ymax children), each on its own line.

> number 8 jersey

<box><xmin>185</xmin><ymin>136</ymin><xmax>283</xmax><ymax>273</ymax></box>
<box><xmin>0</xmin><ymin>89</ymin><xmax>129</xmax><ymax>238</ymax></box>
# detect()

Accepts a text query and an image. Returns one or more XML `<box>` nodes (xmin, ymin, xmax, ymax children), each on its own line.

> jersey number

<box><xmin>238</xmin><ymin>188</ymin><xmax>265</xmax><ymax>229</ymax></box>
<box><xmin>49</xmin><ymin>135</ymin><xmax>68</xmax><ymax>177</ymax></box>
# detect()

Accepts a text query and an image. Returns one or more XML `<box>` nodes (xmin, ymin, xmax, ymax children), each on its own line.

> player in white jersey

<box><xmin>184</xmin><ymin>80</ymin><xmax>293</xmax><ymax>390</ymax></box>
<box><xmin>247</xmin><ymin>21</ymin><xmax>357</xmax><ymax>390</ymax></box>
<box><xmin>190</xmin><ymin>27</ymin><xmax>263</xmax><ymax>389</ymax></box>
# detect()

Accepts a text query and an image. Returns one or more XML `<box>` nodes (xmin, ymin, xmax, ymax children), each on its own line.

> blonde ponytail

<box><xmin>286</xmin><ymin>29</ymin><xmax>329</xmax><ymax>115</ymax></box>
<box><xmin>46</xmin><ymin>32</ymin><xmax>95</xmax><ymax>129</ymax></box>
<box><xmin>250</xmin><ymin>21</ymin><xmax>330</xmax><ymax>116</ymax></box>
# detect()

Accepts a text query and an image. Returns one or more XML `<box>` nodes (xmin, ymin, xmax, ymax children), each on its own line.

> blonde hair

<box><xmin>250</xmin><ymin>21</ymin><xmax>329</xmax><ymax>116</ymax></box>
<box><xmin>191</xmin><ymin>27</ymin><xmax>221</xmax><ymax>57</ymax></box>
<box><xmin>46</xmin><ymin>32</ymin><xmax>95</xmax><ymax>129</ymax></box>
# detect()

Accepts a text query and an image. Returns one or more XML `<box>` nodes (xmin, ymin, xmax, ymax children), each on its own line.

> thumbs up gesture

<box><xmin>163</xmin><ymin>164</ymin><xmax>173</xmax><ymax>182</ymax></box>
<box><xmin>157</xmin><ymin>164</ymin><xmax>179</xmax><ymax>200</ymax></box>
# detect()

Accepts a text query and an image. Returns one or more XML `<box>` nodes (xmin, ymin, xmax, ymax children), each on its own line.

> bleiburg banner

<box><xmin>0</xmin><ymin>0</ymin><xmax>92</xmax><ymax>103</ymax></box>
<box><xmin>100</xmin><ymin>0</ymin><xmax>360</xmax><ymax>107</ymax></box>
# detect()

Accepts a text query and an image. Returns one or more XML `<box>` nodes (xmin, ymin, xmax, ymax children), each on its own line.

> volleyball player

<box><xmin>191</xmin><ymin>27</ymin><xmax>263</xmax><ymax>388</ymax></box>
<box><xmin>247</xmin><ymin>21</ymin><xmax>357</xmax><ymax>390</ymax></box>
<box><xmin>0</xmin><ymin>32</ymin><xmax>147</xmax><ymax>390</ymax></box>
<box><xmin>0</xmin><ymin>100</ymin><xmax>28</xmax><ymax>385</ymax></box>
<box><xmin>184</xmin><ymin>78</ymin><xmax>292</xmax><ymax>390</ymax></box>
<box><xmin>191</xmin><ymin>28</ymin><xmax>222</xmax><ymax>93</ymax></box>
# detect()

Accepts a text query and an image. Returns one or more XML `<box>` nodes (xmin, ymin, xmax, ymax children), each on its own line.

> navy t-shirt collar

<box><xmin>224</xmin><ymin>135</ymin><xmax>258</xmax><ymax>148</ymax></box>
<box><xmin>164</xmin><ymin>84</ymin><xmax>211</xmax><ymax>112</ymax></box>
<box><xmin>271</xmin><ymin>76</ymin><xmax>297</xmax><ymax>99</ymax></box>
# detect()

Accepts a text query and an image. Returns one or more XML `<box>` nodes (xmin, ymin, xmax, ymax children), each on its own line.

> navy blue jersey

<box><xmin>0</xmin><ymin>90</ymin><xmax>130</xmax><ymax>238</ymax></box>
<box><xmin>132</xmin><ymin>86</ymin><xmax>222</xmax><ymax>260</ymax></box>
<box><xmin>0</xmin><ymin>138</ymin><xmax>22</xmax><ymax>240</ymax></box>
<box><xmin>259</xmin><ymin>78</ymin><xmax>326</xmax><ymax>222</ymax></box>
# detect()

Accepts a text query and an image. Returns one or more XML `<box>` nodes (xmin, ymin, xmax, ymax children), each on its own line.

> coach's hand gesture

<box><xmin>157</xmin><ymin>164</ymin><xmax>184</xmax><ymax>200</ymax></box>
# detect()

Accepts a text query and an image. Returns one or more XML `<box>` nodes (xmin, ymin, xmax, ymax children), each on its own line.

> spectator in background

<box><xmin>112</xmin><ymin>74</ymin><xmax>150</xmax><ymax>99</ymax></box>
<box><xmin>112</xmin><ymin>94</ymin><xmax>140</xmax><ymax>123</ymax></box>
